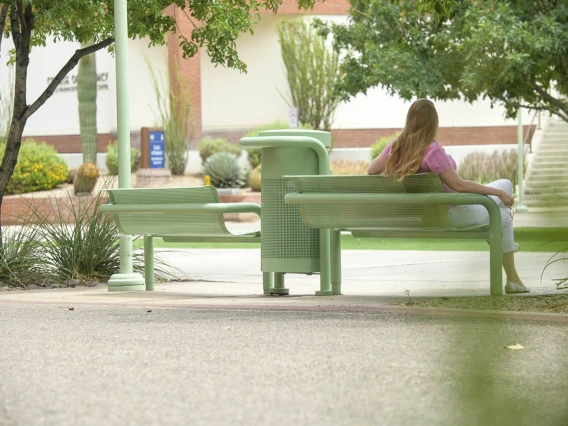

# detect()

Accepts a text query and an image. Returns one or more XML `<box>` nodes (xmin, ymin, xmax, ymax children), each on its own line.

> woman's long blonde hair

<box><xmin>385</xmin><ymin>99</ymin><xmax>439</xmax><ymax>180</ymax></box>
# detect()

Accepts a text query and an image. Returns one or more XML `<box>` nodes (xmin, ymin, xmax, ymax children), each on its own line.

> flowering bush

<box><xmin>0</xmin><ymin>140</ymin><xmax>68</xmax><ymax>195</ymax></box>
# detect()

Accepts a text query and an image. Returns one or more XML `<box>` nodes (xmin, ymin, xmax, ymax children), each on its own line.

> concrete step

<box><xmin>525</xmin><ymin>178</ymin><xmax>568</xmax><ymax>186</ymax></box>
<box><xmin>533</xmin><ymin>154</ymin><xmax>568</xmax><ymax>160</ymax></box>
<box><xmin>524</xmin><ymin>199</ymin><xmax>568</xmax><ymax>208</ymax></box>
<box><xmin>538</xmin><ymin>144</ymin><xmax>568</xmax><ymax>152</ymax></box>
<box><xmin>531</xmin><ymin>166</ymin><xmax>568</xmax><ymax>176</ymax></box>
<box><xmin>529</xmin><ymin>160</ymin><xmax>568</xmax><ymax>167</ymax></box>
<box><xmin>524</xmin><ymin>192</ymin><xmax>568</xmax><ymax>203</ymax></box>
<box><xmin>525</xmin><ymin>186</ymin><xmax>568</xmax><ymax>194</ymax></box>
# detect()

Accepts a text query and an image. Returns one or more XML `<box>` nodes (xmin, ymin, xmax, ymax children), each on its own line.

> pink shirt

<box><xmin>383</xmin><ymin>141</ymin><xmax>457</xmax><ymax>193</ymax></box>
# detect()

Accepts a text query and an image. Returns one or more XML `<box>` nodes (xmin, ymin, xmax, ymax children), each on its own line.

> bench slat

<box><xmin>102</xmin><ymin>187</ymin><xmax>260</xmax><ymax>238</ymax></box>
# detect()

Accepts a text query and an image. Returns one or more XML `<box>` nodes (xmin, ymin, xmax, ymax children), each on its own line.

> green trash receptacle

<box><xmin>240</xmin><ymin>129</ymin><xmax>332</xmax><ymax>296</ymax></box>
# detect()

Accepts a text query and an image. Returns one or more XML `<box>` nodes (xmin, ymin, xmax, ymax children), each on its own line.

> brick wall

<box><xmin>166</xmin><ymin>5</ymin><xmax>203</xmax><ymax>141</ymax></box>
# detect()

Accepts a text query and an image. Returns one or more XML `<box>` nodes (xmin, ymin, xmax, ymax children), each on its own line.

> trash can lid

<box><xmin>259</xmin><ymin>129</ymin><xmax>331</xmax><ymax>149</ymax></box>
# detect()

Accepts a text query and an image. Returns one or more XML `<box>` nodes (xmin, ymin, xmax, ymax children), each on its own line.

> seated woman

<box><xmin>367</xmin><ymin>99</ymin><xmax>529</xmax><ymax>294</ymax></box>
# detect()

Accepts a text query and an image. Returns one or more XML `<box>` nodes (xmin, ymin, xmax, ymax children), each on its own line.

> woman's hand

<box><xmin>498</xmin><ymin>191</ymin><xmax>515</xmax><ymax>207</ymax></box>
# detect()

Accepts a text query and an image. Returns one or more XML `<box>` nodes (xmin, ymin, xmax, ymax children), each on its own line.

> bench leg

<box><xmin>489</xmin><ymin>236</ymin><xmax>503</xmax><ymax>296</ymax></box>
<box><xmin>269</xmin><ymin>272</ymin><xmax>289</xmax><ymax>295</ymax></box>
<box><xmin>331</xmin><ymin>229</ymin><xmax>342</xmax><ymax>295</ymax></box>
<box><xmin>144</xmin><ymin>235</ymin><xmax>155</xmax><ymax>291</ymax></box>
<box><xmin>316</xmin><ymin>228</ymin><xmax>332</xmax><ymax>296</ymax></box>
<box><xmin>263</xmin><ymin>272</ymin><xmax>273</xmax><ymax>295</ymax></box>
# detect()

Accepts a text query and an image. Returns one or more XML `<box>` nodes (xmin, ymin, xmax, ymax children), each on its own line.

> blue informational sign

<box><xmin>149</xmin><ymin>130</ymin><xmax>165</xmax><ymax>169</ymax></box>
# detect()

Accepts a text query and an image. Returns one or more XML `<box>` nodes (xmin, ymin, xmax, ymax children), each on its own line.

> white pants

<box><xmin>447</xmin><ymin>179</ymin><xmax>515</xmax><ymax>253</ymax></box>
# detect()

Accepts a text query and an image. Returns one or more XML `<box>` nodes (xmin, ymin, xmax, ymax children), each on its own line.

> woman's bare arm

<box><xmin>367</xmin><ymin>151</ymin><xmax>388</xmax><ymax>175</ymax></box>
<box><xmin>439</xmin><ymin>169</ymin><xmax>514</xmax><ymax>207</ymax></box>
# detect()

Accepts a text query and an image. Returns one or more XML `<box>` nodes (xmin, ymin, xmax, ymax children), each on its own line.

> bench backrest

<box><xmin>104</xmin><ymin>186</ymin><xmax>233</xmax><ymax>236</ymax></box>
<box><xmin>291</xmin><ymin>173</ymin><xmax>453</xmax><ymax>229</ymax></box>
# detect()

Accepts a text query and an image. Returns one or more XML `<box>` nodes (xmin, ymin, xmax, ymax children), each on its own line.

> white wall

<box><xmin>200</xmin><ymin>14</ymin><xmax>301</xmax><ymax>130</ymax></box>
<box><xmin>0</xmin><ymin>37</ymin><xmax>168</xmax><ymax>136</ymax></box>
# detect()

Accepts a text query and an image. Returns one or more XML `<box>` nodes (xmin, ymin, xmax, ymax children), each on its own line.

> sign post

<box><xmin>516</xmin><ymin>112</ymin><xmax>528</xmax><ymax>213</ymax></box>
<box><xmin>137</xmin><ymin>127</ymin><xmax>171</xmax><ymax>187</ymax></box>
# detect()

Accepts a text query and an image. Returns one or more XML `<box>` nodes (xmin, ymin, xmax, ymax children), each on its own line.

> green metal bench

<box><xmin>100</xmin><ymin>186</ymin><xmax>270</xmax><ymax>292</ymax></box>
<box><xmin>284</xmin><ymin>173</ymin><xmax>504</xmax><ymax>296</ymax></box>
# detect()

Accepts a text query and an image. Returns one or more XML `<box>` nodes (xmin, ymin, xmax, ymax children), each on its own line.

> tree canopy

<box><xmin>0</xmin><ymin>0</ymin><xmax>317</xmax><ymax>213</ymax></box>
<box><xmin>318</xmin><ymin>0</ymin><xmax>568</xmax><ymax>122</ymax></box>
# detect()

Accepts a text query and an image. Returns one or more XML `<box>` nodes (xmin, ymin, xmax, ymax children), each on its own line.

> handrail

<box><xmin>524</xmin><ymin>110</ymin><xmax>539</xmax><ymax>153</ymax></box>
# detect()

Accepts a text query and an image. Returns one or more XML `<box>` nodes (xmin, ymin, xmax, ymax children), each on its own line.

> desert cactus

<box><xmin>74</xmin><ymin>162</ymin><xmax>100</xmax><ymax>195</ymax></box>
<box><xmin>202</xmin><ymin>152</ymin><xmax>246</xmax><ymax>188</ymax></box>
<box><xmin>77</xmin><ymin>42</ymin><xmax>98</xmax><ymax>165</ymax></box>
<box><xmin>249</xmin><ymin>164</ymin><xmax>261</xmax><ymax>192</ymax></box>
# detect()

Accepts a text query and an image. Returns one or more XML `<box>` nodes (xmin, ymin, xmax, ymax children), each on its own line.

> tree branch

<box><xmin>23</xmin><ymin>37</ymin><xmax>114</xmax><ymax>120</ymax></box>
<box><xmin>15</xmin><ymin>0</ymin><xmax>26</xmax><ymax>33</ymax></box>
<box><xmin>528</xmin><ymin>80</ymin><xmax>568</xmax><ymax>120</ymax></box>
<box><xmin>498</xmin><ymin>95</ymin><xmax>568</xmax><ymax>123</ymax></box>
<box><xmin>9</xmin><ymin>6</ymin><xmax>19</xmax><ymax>50</ymax></box>
<box><xmin>0</xmin><ymin>5</ymin><xmax>8</xmax><ymax>53</ymax></box>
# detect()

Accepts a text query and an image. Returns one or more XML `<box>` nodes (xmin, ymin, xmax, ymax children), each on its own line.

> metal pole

<box><xmin>516</xmin><ymin>111</ymin><xmax>528</xmax><ymax>213</ymax></box>
<box><xmin>107</xmin><ymin>0</ymin><xmax>145</xmax><ymax>291</ymax></box>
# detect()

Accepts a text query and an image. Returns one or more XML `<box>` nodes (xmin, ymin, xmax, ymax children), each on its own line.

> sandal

<box><xmin>505</xmin><ymin>281</ymin><xmax>530</xmax><ymax>294</ymax></box>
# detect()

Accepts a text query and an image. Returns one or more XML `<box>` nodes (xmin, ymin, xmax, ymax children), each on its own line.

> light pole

<box><xmin>107</xmin><ymin>0</ymin><xmax>145</xmax><ymax>291</ymax></box>
<box><xmin>516</xmin><ymin>111</ymin><xmax>528</xmax><ymax>213</ymax></box>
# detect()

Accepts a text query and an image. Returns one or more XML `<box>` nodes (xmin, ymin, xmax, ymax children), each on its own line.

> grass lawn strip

<box><xmin>134</xmin><ymin>227</ymin><xmax>568</xmax><ymax>252</ymax></box>
<box><xmin>397</xmin><ymin>294</ymin><xmax>568</xmax><ymax>314</ymax></box>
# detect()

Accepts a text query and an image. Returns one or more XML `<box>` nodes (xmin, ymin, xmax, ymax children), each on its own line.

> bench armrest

<box><xmin>240</xmin><ymin>136</ymin><xmax>331</xmax><ymax>175</ymax></box>
<box><xmin>101</xmin><ymin>202</ymin><xmax>261</xmax><ymax>218</ymax></box>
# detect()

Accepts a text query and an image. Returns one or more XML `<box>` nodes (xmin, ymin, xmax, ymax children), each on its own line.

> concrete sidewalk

<box><xmin>0</xmin><ymin>248</ymin><xmax>565</xmax><ymax>309</ymax></box>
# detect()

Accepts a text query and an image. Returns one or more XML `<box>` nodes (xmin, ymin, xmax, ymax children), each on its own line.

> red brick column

<box><xmin>166</xmin><ymin>5</ymin><xmax>203</xmax><ymax>141</ymax></box>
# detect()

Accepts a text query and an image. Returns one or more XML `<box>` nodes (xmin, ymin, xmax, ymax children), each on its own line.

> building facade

<box><xmin>0</xmin><ymin>0</ymin><xmax>532</xmax><ymax>161</ymax></box>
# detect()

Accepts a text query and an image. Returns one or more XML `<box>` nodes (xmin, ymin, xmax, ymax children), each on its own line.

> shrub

<box><xmin>243</xmin><ymin>120</ymin><xmax>313</xmax><ymax>168</ymax></box>
<box><xmin>249</xmin><ymin>165</ymin><xmax>262</xmax><ymax>191</ymax></box>
<box><xmin>198</xmin><ymin>137</ymin><xmax>242</xmax><ymax>165</ymax></box>
<box><xmin>105</xmin><ymin>140</ymin><xmax>141</xmax><ymax>175</ymax></box>
<box><xmin>278</xmin><ymin>20</ymin><xmax>342</xmax><ymax>131</ymax></box>
<box><xmin>458</xmin><ymin>149</ymin><xmax>527</xmax><ymax>189</ymax></box>
<box><xmin>0</xmin><ymin>140</ymin><xmax>68</xmax><ymax>195</ymax></box>
<box><xmin>202</xmin><ymin>152</ymin><xmax>247</xmax><ymax>188</ymax></box>
<box><xmin>148</xmin><ymin>58</ymin><xmax>194</xmax><ymax>176</ymax></box>
<box><xmin>370</xmin><ymin>132</ymin><xmax>400</xmax><ymax>160</ymax></box>
<box><xmin>330</xmin><ymin>160</ymin><xmax>369</xmax><ymax>175</ymax></box>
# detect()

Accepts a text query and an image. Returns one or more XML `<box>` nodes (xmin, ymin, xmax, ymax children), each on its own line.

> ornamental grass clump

<box><xmin>11</xmin><ymin>188</ymin><xmax>178</xmax><ymax>285</ymax></box>
<box><xmin>0</xmin><ymin>224</ymin><xmax>45</xmax><ymax>288</ymax></box>
<box><xmin>0</xmin><ymin>140</ymin><xmax>68</xmax><ymax>194</ymax></box>
<box><xmin>330</xmin><ymin>160</ymin><xmax>369</xmax><ymax>175</ymax></box>
<box><xmin>26</xmin><ymin>192</ymin><xmax>124</xmax><ymax>282</ymax></box>
<box><xmin>458</xmin><ymin>149</ymin><xmax>526</xmax><ymax>189</ymax></box>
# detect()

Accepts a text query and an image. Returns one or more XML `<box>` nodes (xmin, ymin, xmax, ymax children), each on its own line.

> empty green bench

<box><xmin>100</xmin><ymin>186</ymin><xmax>270</xmax><ymax>292</ymax></box>
<box><xmin>284</xmin><ymin>173</ymin><xmax>504</xmax><ymax>296</ymax></box>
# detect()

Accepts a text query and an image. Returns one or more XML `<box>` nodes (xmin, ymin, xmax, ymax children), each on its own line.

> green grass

<box><xmin>133</xmin><ymin>227</ymin><xmax>568</xmax><ymax>252</ymax></box>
